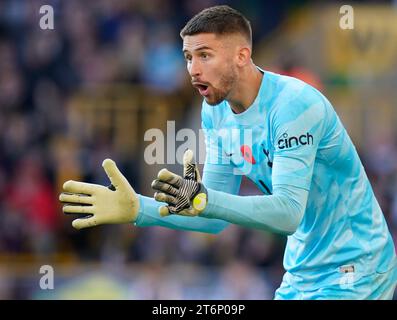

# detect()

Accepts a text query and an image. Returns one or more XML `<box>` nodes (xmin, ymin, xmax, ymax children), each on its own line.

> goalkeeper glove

<box><xmin>59</xmin><ymin>159</ymin><xmax>139</xmax><ymax>229</ymax></box>
<box><xmin>151</xmin><ymin>149</ymin><xmax>207</xmax><ymax>217</ymax></box>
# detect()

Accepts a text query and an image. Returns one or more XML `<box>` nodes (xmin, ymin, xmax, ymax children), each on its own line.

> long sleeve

<box><xmin>134</xmin><ymin>165</ymin><xmax>241</xmax><ymax>233</ymax></box>
<box><xmin>134</xmin><ymin>113</ymin><xmax>242</xmax><ymax>233</ymax></box>
<box><xmin>198</xmin><ymin>87</ymin><xmax>326</xmax><ymax>235</ymax></box>
<box><xmin>200</xmin><ymin>185</ymin><xmax>308</xmax><ymax>235</ymax></box>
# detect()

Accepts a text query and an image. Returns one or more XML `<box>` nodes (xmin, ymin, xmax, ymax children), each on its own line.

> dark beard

<box><xmin>206</xmin><ymin>69</ymin><xmax>237</xmax><ymax>106</ymax></box>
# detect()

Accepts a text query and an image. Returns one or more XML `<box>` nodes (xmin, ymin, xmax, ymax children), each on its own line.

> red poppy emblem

<box><xmin>240</xmin><ymin>145</ymin><xmax>256</xmax><ymax>164</ymax></box>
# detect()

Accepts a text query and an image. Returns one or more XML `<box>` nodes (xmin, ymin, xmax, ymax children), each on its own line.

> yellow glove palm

<box><xmin>59</xmin><ymin>159</ymin><xmax>139</xmax><ymax>229</ymax></box>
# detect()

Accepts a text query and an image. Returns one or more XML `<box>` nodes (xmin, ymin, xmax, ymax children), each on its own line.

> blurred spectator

<box><xmin>0</xmin><ymin>0</ymin><xmax>395</xmax><ymax>300</ymax></box>
<box><xmin>212</xmin><ymin>261</ymin><xmax>273</xmax><ymax>299</ymax></box>
<box><xmin>275</xmin><ymin>48</ymin><xmax>324</xmax><ymax>91</ymax></box>
<box><xmin>141</xmin><ymin>26</ymin><xmax>186</xmax><ymax>92</ymax></box>
<box><xmin>5</xmin><ymin>150</ymin><xmax>60</xmax><ymax>255</ymax></box>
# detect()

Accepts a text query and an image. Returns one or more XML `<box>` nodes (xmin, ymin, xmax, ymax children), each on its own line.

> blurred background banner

<box><xmin>0</xmin><ymin>0</ymin><xmax>396</xmax><ymax>299</ymax></box>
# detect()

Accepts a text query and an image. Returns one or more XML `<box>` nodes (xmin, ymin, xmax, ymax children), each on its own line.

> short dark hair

<box><xmin>180</xmin><ymin>5</ymin><xmax>252</xmax><ymax>46</ymax></box>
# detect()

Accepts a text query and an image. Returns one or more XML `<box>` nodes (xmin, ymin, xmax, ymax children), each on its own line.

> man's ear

<box><xmin>236</xmin><ymin>46</ymin><xmax>251</xmax><ymax>67</ymax></box>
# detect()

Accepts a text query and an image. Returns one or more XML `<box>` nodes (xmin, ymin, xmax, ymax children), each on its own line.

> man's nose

<box><xmin>188</xmin><ymin>58</ymin><xmax>201</xmax><ymax>77</ymax></box>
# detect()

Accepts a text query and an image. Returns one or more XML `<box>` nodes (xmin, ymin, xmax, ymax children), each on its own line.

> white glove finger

<box><xmin>183</xmin><ymin>149</ymin><xmax>194</xmax><ymax>166</ymax></box>
<box><xmin>59</xmin><ymin>192</ymin><xmax>93</xmax><ymax>205</ymax></box>
<box><xmin>183</xmin><ymin>149</ymin><xmax>201</xmax><ymax>181</ymax></box>
<box><xmin>154</xmin><ymin>192</ymin><xmax>177</xmax><ymax>205</ymax></box>
<box><xmin>63</xmin><ymin>204</ymin><xmax>93</xmax><ymax>215</ymax></box>
<box><xmin>183</xmin><ymin>149</ymin><xmax>195</xmax><ymax>177</ymax></box>
<box><xmin>157</xmin><ymin>169</ymin><xmax>183</xmax><ymax>187</ymax></box>
<box><xmin>63</xmin><ymin>180</ymin><xmax>99</xmax><ymax>195</ymax></box>
<box><xmin>195</xmin><ymin>166</ymin><xmax>201</xmax><ymax>182</ymax></box>
<box><xmin>102</xmin><ymin>159</ymin><xmax>129</xmax><ymax>190</ymax></box>
<box><xmin>72</xmin><ymin>216</ymin><xmax>99</xmax><ymax>230</ymax></box>
<box><xmin>159</xmin><ymin>205</ymin><xmax>171</xmax><ymax>217</ymax></box>
<box><xmin>151</xmin><ymin>179</ymin><xmax>179</xmax><ymax>196</ymax></box>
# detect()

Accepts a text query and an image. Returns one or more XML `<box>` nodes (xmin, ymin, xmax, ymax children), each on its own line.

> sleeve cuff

<box><xmin>134</xmin><ymin>194</ymin><xmax>145</xmax><ymax>226</ymax></box>
<box><xmin>199</xmin><ymin>188</ymin><xmax>218</xmax><ymax>219</ymax></box>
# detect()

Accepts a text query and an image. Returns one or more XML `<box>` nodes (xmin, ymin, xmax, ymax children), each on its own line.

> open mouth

<box><xmin>193</xmin><ymin>83</ymin><xmax>209</xmax><ymax>96</ymax></box>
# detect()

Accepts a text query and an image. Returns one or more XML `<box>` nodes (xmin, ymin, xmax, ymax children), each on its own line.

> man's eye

<box><xmin>201</xmin><ymin>53</ymin><xmax>208</xmax><ymax>59</ymax></box>
<box><xmin>185</xmin><ymin>55</ymin><xmax>192</xmax><ymax>61</ymax></box>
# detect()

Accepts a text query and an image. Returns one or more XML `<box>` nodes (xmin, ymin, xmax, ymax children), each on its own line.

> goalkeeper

<box><xmin>60</xmin><ymin>5</ymin><xmax>397</xmax><ymax>299</ymax></box>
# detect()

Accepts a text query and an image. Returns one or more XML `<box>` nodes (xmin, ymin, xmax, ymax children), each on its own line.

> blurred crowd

<box><xmin>0</xmin><ymin>0</ymin><xmax>396</xmax><ymax>299</ymax></box>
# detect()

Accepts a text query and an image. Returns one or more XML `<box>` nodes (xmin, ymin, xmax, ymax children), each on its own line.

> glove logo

<box><xmin>193</xmin><ymin>192</ymin><xmax>207</xmax><ymax>212</ymax></box>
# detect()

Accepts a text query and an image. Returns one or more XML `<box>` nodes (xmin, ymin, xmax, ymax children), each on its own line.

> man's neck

<box><xmin>227</xmin><ymin>64</ymin><xmax>263</xmax><ymax>114</ymax></box>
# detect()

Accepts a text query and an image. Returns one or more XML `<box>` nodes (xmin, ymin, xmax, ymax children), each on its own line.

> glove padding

<box><xmin>59</xmin><ymin>159</ymin><xmax>139</xmax><ymax>229</ymax></box>
<box><xmin>152</xmin><ymin>149</ymin><xmax>207</xmax><ymax>217</ymax></box>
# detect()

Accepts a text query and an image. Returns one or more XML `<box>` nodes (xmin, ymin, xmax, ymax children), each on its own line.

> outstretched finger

<box><xmin>63</xmin><ymin>180</ymin><xmax>98</xmax><ymax>195</ymax></box>
<box><xmin>157</xmin><ymin>169</ymin><xmax>183</xmax><ymax>187</ymax></box>
<box><xmin>102</xmin><ymin>159</ymin><xmax>128</xmax><ymax>189</ymax></box>
<box><xmin>62</xmin><ymin>204</ymin><xmax>94</xmax><ymax>215</ymax></box>
<box><xmin>151</xmin><ymin>179</ymin><xmax>179</xmax><ymax>196</ymax></box>
<box><xmin>183</xmin><ymin>149</ymin><xmax>200</xmax><ymax>181</ymax></box>
<box><xmin>59</xmin><ymin>192</ymin><xmax>93</xmax><ymax>205</ymax></box>
<box><xmin>72</xmin><ymin>216</ymin><xmax>99</xmax><ymax>230</ymax></box>
<box><xmin>154</xmin><ymin>192</ymin><xmax>177</xmax><ymax>205</ymax></box>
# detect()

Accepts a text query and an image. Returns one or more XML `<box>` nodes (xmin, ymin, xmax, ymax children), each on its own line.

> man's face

<box><xmin>183</xmin><ymin>33</ymin><xmax>239</xmax><ymax>106</ymax></box>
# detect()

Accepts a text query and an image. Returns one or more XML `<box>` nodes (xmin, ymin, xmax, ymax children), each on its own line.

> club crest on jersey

<box><xmin>277</xmin><ymin>132</ymin><xmax>314</xmax><ymax>150</ymax></box>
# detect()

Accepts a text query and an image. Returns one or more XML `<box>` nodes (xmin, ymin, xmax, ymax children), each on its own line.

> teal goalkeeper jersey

<box><xmin>199</xmin><ymin>69</ymin><xmax>397</xmax><ymax>288</ymax></box>
<box><xmin>136</xmin><ymin>68</ymin><xmax>397</xmax><ymax>289</ymax></box>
